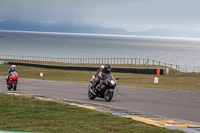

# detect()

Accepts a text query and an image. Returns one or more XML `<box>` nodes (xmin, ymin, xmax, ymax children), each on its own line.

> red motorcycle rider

<box><xmin>6</xmin><ymin>65</ymin><xmax>18</xmax><ymax>85</ymax></box>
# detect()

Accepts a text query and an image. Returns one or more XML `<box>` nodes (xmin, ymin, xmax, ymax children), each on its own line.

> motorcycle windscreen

<box><xmin>11</xmin><ymin>72</ymin><xmax>18</xmax><ymax>80</ymax></box>
<box><xmin>106</xmin><ymin>74</ymin><xmax>115</xmax><ymax>81</ymax></box>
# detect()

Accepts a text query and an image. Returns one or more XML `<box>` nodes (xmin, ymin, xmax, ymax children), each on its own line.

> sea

<box><xmin>0</xmin><ymin>30</ymin><xmax>200</xmax><ymax>69</ymax></box>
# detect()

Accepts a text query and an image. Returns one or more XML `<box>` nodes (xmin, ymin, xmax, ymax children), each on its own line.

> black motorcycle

<box><xmin>88</xmin><ymin>74</ymin><xmax>119</xmax><ymax>102</ymax></box>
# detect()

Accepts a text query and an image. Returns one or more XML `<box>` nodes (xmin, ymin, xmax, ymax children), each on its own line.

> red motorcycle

<box><xmin>6</xmin><ymin>71</ymin><xmax>19</xmax><ymax>91</ymax></box>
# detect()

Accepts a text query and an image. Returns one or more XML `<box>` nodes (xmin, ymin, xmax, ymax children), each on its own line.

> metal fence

<box><xmin>0</xmin><ymin>54</ymin><xmax>199</xmax><ymax>73</ymax></box>
<box><xmin>0</xmin><ymin>54</ymin><xmax>179</xmax><ymax>68</ymax></box>
<box><xmin>178</xmin><ymin>66</ymin><xmax>200</xmax><ymax>73</ymax></box>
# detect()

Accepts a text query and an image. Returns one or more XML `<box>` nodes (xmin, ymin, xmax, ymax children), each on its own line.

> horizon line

<box><xmin>1</xmin><ymin>30</ymin><xmax>200</xmax><ymax>40</ymax></box>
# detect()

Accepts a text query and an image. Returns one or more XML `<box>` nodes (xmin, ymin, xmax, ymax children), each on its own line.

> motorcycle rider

<box><xmin>90</xmin><ymin>65</ymin><xmax>104</xmax><ymax>93</ymax></box>
<box><xmin>103</xmin><ymin>64</ymin><xmax>111</xmax><ymax>75</ymax></box>
<box><xmin>90</xmin><ymin>64</ymin><xmax>112</xmax><ymax>94</ymax></box>
<box><xmin>95</xmin><ymin>65</ymin><xmax>105</xmax><ymax>77</ymax></box>
<box><xmin>6</xmin><ymin>65</ymin><xmax>17</xmax><ymax>85</ymax></box>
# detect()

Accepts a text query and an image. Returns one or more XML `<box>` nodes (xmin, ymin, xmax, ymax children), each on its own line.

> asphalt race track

<box><xmin>1</xmin><ymin>76</ymin><xmax>200</xmax><ymax>123</ymax></box>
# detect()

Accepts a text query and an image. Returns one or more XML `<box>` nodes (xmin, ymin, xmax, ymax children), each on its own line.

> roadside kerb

<box><xmin>4</xmin><ymin>91</ymin><xmax>200</xmax><ymax>133</ymax></box>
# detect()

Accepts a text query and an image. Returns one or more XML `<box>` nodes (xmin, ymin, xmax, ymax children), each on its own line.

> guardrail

<box><xmin>8</xmin><ymin>61</ymin><xmax>169</xmax><ymax>75</ymax></box>
<box><xmin>0</xmin><ymin>55</ymin><xmax>179</xmax><ymax>70</ymax></box>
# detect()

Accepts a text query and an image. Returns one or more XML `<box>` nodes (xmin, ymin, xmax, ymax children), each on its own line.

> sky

<box><xmin>0</xmin><ymin>0</ymin><xmax>200</xmax><ymax>32</ymax></box>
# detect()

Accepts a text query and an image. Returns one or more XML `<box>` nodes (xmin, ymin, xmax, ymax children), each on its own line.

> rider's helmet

<box><xmin>104</xmin><ymin>64</ymin><xmax>111</xmax><ymax>73</ymax></box>
<box><xmin>100</xmin><ymin>65</ymin><xmax>105</xmax><ymax>70</ymax></box>
<box><xmin>11</xmin><ymin>65</ymin><xmax>16</xmax><ymax>70</ymax></box>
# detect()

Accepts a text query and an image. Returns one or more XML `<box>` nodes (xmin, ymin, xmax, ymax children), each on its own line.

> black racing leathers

<box><xmin>91</xmin><ymin>69</ymin><xmax>103</xmax><ymax>90</ymax></box>
<box><xmin>7</xmin><ymin>68</ymin><xmax>17</xmax><ymax>75</ymax></box>
<box><xmin>91</xmin><ymin>68</ymin><xmax>109</xmax><ymax>92</ymax></box>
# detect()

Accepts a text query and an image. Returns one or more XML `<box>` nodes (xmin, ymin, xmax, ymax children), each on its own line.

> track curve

<box><xmin>0</xmin><ymin>76</ymin><xmax>200</xmax><ymax>123</ymax></box>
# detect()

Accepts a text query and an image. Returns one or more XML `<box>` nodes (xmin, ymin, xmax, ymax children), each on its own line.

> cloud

<box><xmin>94</xmin><ymin>0</ymin><xmax>200</xmax><ymax>31</ymax></box>
<box><xmin>0</xmin><ymin>0</ymin><xmax>147</xmax><ymax>22</ymax></box>
<box><xmin>0</xmin><ymin>0</ymin><xmax>95</xmax><ymax>23</ymax></box>
<box><xmin>0</xmin><ymin>0</ymin><xmax>200</xmax><ymax>31</ymax></box>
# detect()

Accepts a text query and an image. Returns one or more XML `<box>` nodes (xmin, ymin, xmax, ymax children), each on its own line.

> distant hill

<box><xmin>1</xmin><ymin>20</ymin><xmax>200</xmax><ymax>38</ymax></box>
<box><xmin>129</xmin><ymin>28</ymin><xmax>200</xmax><ymax>38</ymax></box>
<box><xmin>0</xmin><ymin>20</ymin><xmax>128</xmax><ymax>35</ymax></box>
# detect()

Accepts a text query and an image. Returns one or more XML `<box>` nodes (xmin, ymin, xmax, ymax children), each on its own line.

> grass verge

<box><xmin>0</xmin><ymin>93</ymin><xmax>184</xmax><ymax>133</ymax></box>
<box><xmin>0</xmin><ymin>61</ymin><xmax>200</xmax><ymax>91</ymax></box>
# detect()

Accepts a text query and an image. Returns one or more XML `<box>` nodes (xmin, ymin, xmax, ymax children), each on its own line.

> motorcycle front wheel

<box><xmin>88</xmin><ymin>90</ymin><xmax>96</xmax><ymax>100</ymax></box>
<box><xmin>104</xmin><ymin>91</ymin><xmax>113</xmax><ymax>102</ymax></box>
<box><xmin>7</xmin><ymin>85</ymin><xmax>11</xmax><ymax>90</ymax></box>
<box><xmin>12</xmin><ymin>82</ymin><xmax>17</xmax><ymax>91</ymax></box>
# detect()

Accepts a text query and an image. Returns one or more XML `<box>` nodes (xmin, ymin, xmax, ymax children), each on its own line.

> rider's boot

<box><xmin>6</xmin><ymin>79</ymin><xmax>8</xmax><ymax>85</ymax></box>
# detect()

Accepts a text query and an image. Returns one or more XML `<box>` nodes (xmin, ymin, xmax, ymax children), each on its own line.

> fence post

<box><xmin>139</xmin><ymin>58</ymin><xmax>140</xmax><ymax>65</ymax></box>
<box><xmin>135</xmin><ymin>58</ymin><xmax>136</xmax><ymax>65</ymax></box>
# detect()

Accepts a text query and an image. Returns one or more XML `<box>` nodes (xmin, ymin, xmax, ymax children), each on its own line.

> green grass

<box><xmin>0</xmin><ymin>63</ymin><xmax>200</xmax><ymax>91</ymax></box>
<box><xmin>0</xmin><ymin>93</ymin><xmax>184</xmax><ymax>133</ymax></box>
